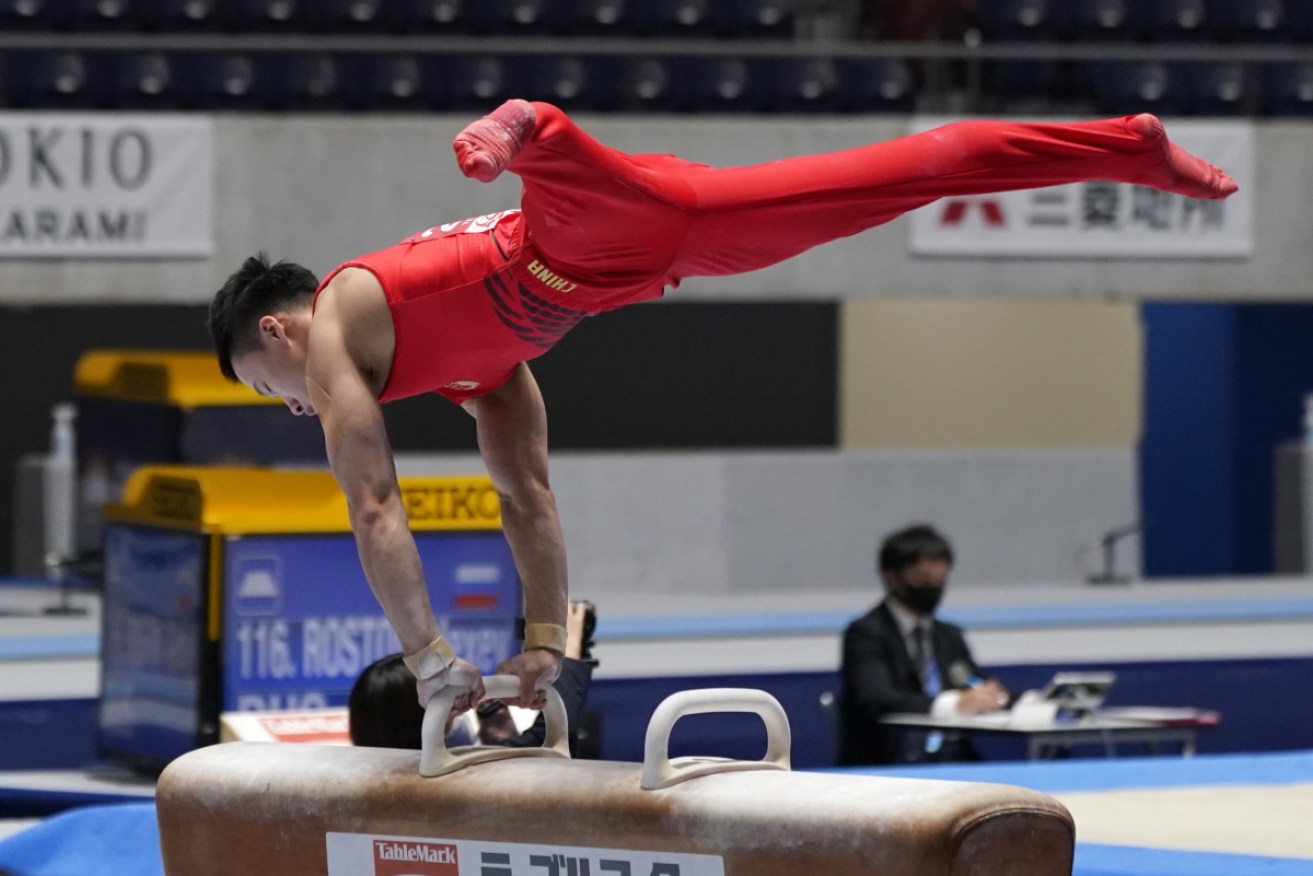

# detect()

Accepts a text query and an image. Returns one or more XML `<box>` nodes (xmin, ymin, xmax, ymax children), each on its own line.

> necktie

<box><xmin>914</xmin><ymin>624</ymin><xmax>944</xmax><ymax>754</ymax></box>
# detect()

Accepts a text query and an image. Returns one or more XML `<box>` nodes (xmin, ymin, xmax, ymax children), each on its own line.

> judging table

<box><xmin>881</xmin><ymin>707</ymin><xmax>1220</xmax><ymax>760</ymax></box>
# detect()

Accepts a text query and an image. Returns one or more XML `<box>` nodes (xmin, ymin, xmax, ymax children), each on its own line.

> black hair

<box><xmin>878</xmin><ymin>524</ymin><xmax>954</xmax><ymax>574</ymax></box>
<box><xmin>348</xmin><ymin>653</ymin><xmax>425</xmax><ymax>749</ymax></box>
<box><xmin>208</xmin><ymin>253</ymin><xmax>319</xmax><ymax>381</ymax></box>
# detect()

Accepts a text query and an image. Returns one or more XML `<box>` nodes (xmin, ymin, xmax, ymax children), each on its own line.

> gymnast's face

<box><xmin>232</xmin><ymin>314</ymin><xmax>317</xmax><ymax>417</ymax></box>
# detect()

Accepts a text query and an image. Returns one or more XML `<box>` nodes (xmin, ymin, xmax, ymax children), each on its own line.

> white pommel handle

<box><xmin>641</xmin><ymin>688</ymin><xmax>791</xmax><ymax>791</ymax></box>
<box><xmin>419</xmin><ymin>674</ymin><xmax>570</xmax><ymax>778</ymax></box>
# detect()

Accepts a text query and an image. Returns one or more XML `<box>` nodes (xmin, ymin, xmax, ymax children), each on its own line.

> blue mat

<box><xmin>1076</xmin><ymin>844</ymin><xmax>1311</xmax><ymax>876</ymax></box>
<box><xmin>0</xmin><ymin>803</ymin><xmax>161</xmax><ymax>876</ymax></box>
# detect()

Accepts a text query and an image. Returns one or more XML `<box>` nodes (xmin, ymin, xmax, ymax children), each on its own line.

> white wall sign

<box><xmin>0</xmin><ymin>113</ymin><xmax>213</xmax><ymax>257</ymax></box>
<box><xmin>326</xmin><ymin>833</ymin><xmax>726</xmax><ymax>876</ymax></box>
<box><xmin>907</xmin><ymin>118</ymin><xmax>1254</xmax><ymax>258</ymax></box>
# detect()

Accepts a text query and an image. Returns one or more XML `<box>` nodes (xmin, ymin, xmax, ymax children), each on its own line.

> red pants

<box><xmin>507</xmin><ymin>103</ymin><xmax>1184</xmax><ymax>312</ymax></box>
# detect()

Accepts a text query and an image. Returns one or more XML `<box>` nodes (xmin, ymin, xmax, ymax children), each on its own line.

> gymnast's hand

<box><xmin>496</xmin><ymin>648</ymin><xmax>562</xmax><ymax>710</ymax></box>
<box><xmin>415</xmin><ymin>656</ymin><xmax>486</xmax><ymax>714</ymax></box>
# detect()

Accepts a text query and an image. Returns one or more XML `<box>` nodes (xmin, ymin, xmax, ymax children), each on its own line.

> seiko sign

<box><xmin>0</xmin><ymin>113</ymin><xmax>213</xmax><ymax>257</ymax></box>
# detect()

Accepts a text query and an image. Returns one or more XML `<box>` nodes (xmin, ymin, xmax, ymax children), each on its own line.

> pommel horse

<box><xmin>157</xmin><ymin>680</ymin><xmax>1075</xmax><ymax>876</ymax></box>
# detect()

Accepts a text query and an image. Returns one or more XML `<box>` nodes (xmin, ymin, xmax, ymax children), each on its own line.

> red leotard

<box><xmin>320</xmin><ymin>103</ymin><xmax>1231</xmax><ymax>405</ymax></box>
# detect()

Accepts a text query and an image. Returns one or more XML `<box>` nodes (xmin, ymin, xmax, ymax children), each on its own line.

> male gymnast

<box><xmin>208</xmin><ymin>99</ymin><xmax>1236</xmax><ymax>713</ymax></box>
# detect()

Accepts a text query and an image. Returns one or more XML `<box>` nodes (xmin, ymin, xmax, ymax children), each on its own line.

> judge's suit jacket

<box><xmin>837</xmin><ymin>600</ymin><xmax>983</xmax><ymax>766</ymax></box>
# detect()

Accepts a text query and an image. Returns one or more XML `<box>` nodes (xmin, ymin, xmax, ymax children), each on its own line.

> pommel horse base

<box><xmin>157</xmin><ymin>688</ymin><xmax>1074</xmax><ymax>876</ymax></box>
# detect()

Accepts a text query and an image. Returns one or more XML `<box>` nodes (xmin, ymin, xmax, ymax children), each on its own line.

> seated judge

<box><xmin>838</xmin><ymin>524</ymin><xmax>1009</xmax><ymax>765</ymax></box>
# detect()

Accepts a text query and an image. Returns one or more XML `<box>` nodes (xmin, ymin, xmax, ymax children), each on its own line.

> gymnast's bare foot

<box><xmin>452</xmin><ymin>98</ymin><xmax>537</xmax><ymax>183</ymax></box>
<box><xmin>1124</xmin><ymin>113</ymin><xmax>1238</xmax><ymax>200</ymax></box>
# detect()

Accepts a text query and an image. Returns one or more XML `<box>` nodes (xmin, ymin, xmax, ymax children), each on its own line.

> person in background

<box><xmin>838</xmin><ymin>524</ymin><xmax>1009</xmax><ymax>765</ymax></box>
<box><xmin>349</xmin><ymin>600</ymin><xmax>597</xmax><ymax>756</ymax></box>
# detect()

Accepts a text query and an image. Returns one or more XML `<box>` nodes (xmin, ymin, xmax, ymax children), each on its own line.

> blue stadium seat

<box><xmin>467</xmin><ymin>0</ymin><xmax>548</xmax><ymax>35</ymax></box>
<box><xmin>302</xmin><ymin>0</ymin><xmax>385</xmax><ymax>32</ymax></box>
<box><xmin>65</xmin><ymin>0</ymin><xmax>137</xmax><ymax>29</ymax></box>
<box><xmin>711</xmin><ymin>0</ymin><xmax>795</xmax><ymax>38</ymax></box>
<box><xmin>221</xmin><ymin>0</ymin><xmax>304</xmax><ymax>31</ymax></box>
<box><xmin>258</xmin><ymin>54</ymin><xmax>344</xmax><ymax>110</ymax></box>
<box><xmin>136</xmin><ymin>0</ymin><xmax>222</xmax><ymax>30</ymax></box>
<box><xmin>671</xmin><ymin>56</ymin><xmax>756</xmax><ymax>112</ymax></box>
<box><xmin>1070</xmin><ymin>0</ymin><xmax>1142</xmax><ymax>40</ymax></box>
<box><xmin>385</xmin><ymin>0</ymin><xmax>466</xmax><ymax>33</ymax></box>
<box><xmin>753</xmin><ymin>57</ymin><xmax>839</xmax><ymax>112</ymax></box>
<box><xmin>4</xmin><ymin>50</ymin><xmax>103</xmax><ymax>108</ymax></box>
<box><xmin>429</xmin><ymin>55</ymin><xmax>511</xmax><ymax>111</ymax></box>
<box><xmin>833</xmin><ymin>58</ymin><xmax>917</xmax><ymax>113</ymax></box>
<box><xmin>544</xmin><ymin>0</ymin><xmax>633</xmax><ymax>36</ymax></box>
<box><xmin>1179</xmin><ymin>61</ymin><xmax>1254</xmax><ymax>115</ymax></box>
<box><xmin>631</xmin><ymin>0</ymin><xmax>709</xmax><ymax>37</ymax></box>
<box><xmin>1290</xmin><ymin>3</ymin><xmax>1313</xmax><ymax>40</ymax></box>
<box><xmin>983</xmin><ymin>60</ymin><xmax>1064</xmax><ymax>110</ymax></box>
<box><xmin>171</xmin><ymin>52</ymin><xmax>264</xmax><ymax>109</ymax></box>
<box><xmin>1259</xmin><ymin>62</ymin><xmax>1313</xmax><ymax>115</ymax></box>
<box><xmin>1143</xmin><ymin>0</ymin><xmax>1210</xmax><ymax>41</ymax></box>
<box><xmin>503</xmin><ymin>54</ymin><xmax>600</xmax><ymax>111</ymax></box>
<box><xmin>106</xmin><ymin>51</ymin><xmax>183</xmax><ymax>108</ymax></box>
<box><xmin>972</xmin><ymin>0</ymin><xmax>1069</xmax><ymax>40</ymax></box>
<box><xmin>1211</xmin><ymin>0</ymin><xmax>1289</xmax><ymax>41</ymax></box>
<box><xmin>0</xmin><ymin>0</ymin><xmax>60</xmax><ymax>28</ymax></box>
<box><xmin>1083</xmin><ymin>61</ymin><xmax>1186</xmax><ymax>116</ymax></box>
<box><xmin>338</xmin><ymin>54</ymin><xmax>433</xmax><ymax>110</ymax></box>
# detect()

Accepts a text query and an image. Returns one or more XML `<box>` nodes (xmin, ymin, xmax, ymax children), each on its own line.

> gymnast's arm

<box><xmin>305</xmin><ymin>314</ymin><xmax>483</xmax><ymax>706</ymax></box>
<box><xmin>463</xmin><ymin>362</ymin><xmax>568</xmax><ymax>707</ymax></box>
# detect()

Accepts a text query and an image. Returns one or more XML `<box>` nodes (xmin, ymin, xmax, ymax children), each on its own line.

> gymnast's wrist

<box><xmin>403</xmin><ymin>634</ymin><xmax>457</xmax><ymax>679</ymax></box>
<box><xmin>522</xmin><ymin>622</ymin><xmax>567</xmax><ymax>656</ymax></box>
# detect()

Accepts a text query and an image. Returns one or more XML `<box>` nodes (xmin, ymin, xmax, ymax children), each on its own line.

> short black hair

<box><xmin>878</xmin><ymin>524</ymin><xmax>954</xmax><ymax>574</ymax></box>
<box><xmin>348</xmin><ymin>653</ymin><xmax>425</xmax><ymax>749</ymax></box>
<box><xmin>208</xmin><ymin>253</ymin><xmax>319</xmax><ymax>381</ymax></box>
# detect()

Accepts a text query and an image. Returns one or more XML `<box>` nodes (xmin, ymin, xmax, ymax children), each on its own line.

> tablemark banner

<box><xmin>0</xmin><ymin>113</ymin><xmax>213</xmax><ymax>257</ymax></box>
<box><xmin>907</xmin><ymin>118</ymin><xmax>1254</xmax><ymax>259</ymax></box>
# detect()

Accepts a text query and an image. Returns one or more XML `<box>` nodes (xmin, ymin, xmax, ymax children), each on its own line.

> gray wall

<box><xmin>396</xmin><ymin>449</ymin><xmax>1140</xmax><ymax>596</ymax></box>
<box><xmin>1</xmin><ymin>113</ymin><xmax>1307</xmax><ymax>305</ymax></box>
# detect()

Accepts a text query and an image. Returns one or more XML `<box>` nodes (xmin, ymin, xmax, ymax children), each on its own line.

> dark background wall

<box><xmin>0</xmin><ymin>300</ymin><xmax>838</xmax><ymax>573</ymax></box>
<box><xmin>1140</xmin><ymin>302</ymin><xmax>1313</xmax><ymax>577</ymax></box>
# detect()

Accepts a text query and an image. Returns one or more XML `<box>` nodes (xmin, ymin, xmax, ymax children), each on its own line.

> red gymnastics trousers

<box><xmin>487</xmin><ymin>101</ymin><xmax>1235</xmax><ymax>313</ymax></box>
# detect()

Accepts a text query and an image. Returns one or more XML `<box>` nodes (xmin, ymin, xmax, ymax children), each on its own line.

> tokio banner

<box><xmin>906</xmin><ymin>118</ymin><xmax>1254</xmax><ymax>259</ymax></box>
<box><xmin>0</xmin><ymin>113</ymin><xmax>213</xmax><ymax>257</ymax></box>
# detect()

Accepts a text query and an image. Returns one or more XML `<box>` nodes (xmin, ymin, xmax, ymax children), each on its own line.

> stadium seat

<box><xmin>221</xmin><ymin>0</ymin><xmax>304</xmax><ymax>31</ymax></box>
<box><xmin>983</xmin><ymin>60</ymin><xmax>1065</xmax><ymax>111</ymax></box>
<box><xmin>671</xmin><ymin>56</ymin><xmax>756</xmax><ymax>112</ymax></box>
<box><xmin>429</xmin><ymin>55</ymin><xmax>511</xmax><ymax>111</ymax></box>
<box><xmin>136</xmin><ymin>0</ymin><xmax>222</xmax><ymax>30</ymax></box>
<box><xmin>1070</xmin><ymin>0</ymin><xmax>1142</xmax><ymax>40</ymax></box>
<box><xmin>972</xmin><ymin>0</ymin><xmax>1069</xmax><ymax>40</ymax></box>
<box><xmin>711</xmin><ymin>0</ymin><xmax>795</xmax><ymax>39</ymax></box>
<box><xmin>338</xmin><ymin>54</ymin><xmax>432</xmax><ymax>110</ymax></box>
<box><xmin>258</xmin><ymin>54</ymin><xmax>344</xmax><ymax>110</ymax></box>
<box><xmin>65</xmin><ymin>0</ymin><xmax>137</xmax><ymax>29</ymax></box>
<box><xmin>631</xmin><ymin>0</ymin><xmax>709</xmax><ymax>37</ymax></box>
<box><xmin>171</xmin><ymin>52</ymin><xmax>264</xmax><ymax>109</ymax></box>
<box><xmin>385</xmin><ymin>0</ymin><xmax>466</xmax><ymax>33</ymax></box>
<box><xmin>302</xmin><ymin>0</ymin><xmax>385</xmax><ymax>32</ymax></box>
<box><xmin>3</xmin><ymin>50</ymin><xmax>102</xmax><ymax>108</ymax></box>
<box><xmin>1083</xmin><ymin>60</ymin><xmax>1186</xmax><ymax>116</ymax></box>
<box><xmin>544</xmin><ymin>0</ymin><xmax>633</xmax><ymax>36</ymax></box>
<box><xmin>1143</xmin><ymin>0</ymin><xmax>1210</xmax><ymax>41</ymax></box>
<box><xmin>1259</xmin><ymin>62</ymin><xmax>1313</xmax><ymax>115</ymax></box>
<box><xmin>467</xmin><ymin>0</ymin><xmax>548</xmax><ymax>35</ymax></box>
<box><xmin>1180</xmin><ymin>61</ymin><xmax>1254</xmax><ymax>115</ymax></box>
<box><xmin>106</xmin><ymin>51</ymin><xmax>183</xmax><ymax>108</ymax></box>
<box><xmin>0</xmin><ymin>0</ymin><xmax>60</xmax><ymax>28</ymax></box>
<box><xmin>1211</xmin><ymin>0</ymin><xmax>1288</xmax><ymax>41</ymax></box>
<box><xmin>753</xmin><ymin>57</ymin><xmax>839</xmax><ymax>112</ymax></box>
<box><xmin>503</xmin><ymin>54</ymin><xmax>599</xmax><ymax>111</ymax></box>
<box><xmin>833</xmin><ymin>57</ymin><xmax>917</xmax><ymax>113</ymax></box>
